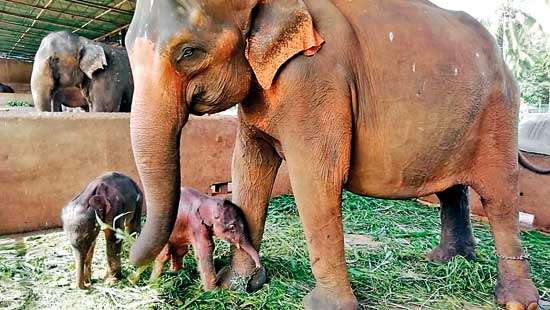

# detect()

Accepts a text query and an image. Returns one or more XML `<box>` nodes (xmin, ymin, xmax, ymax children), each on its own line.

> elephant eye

<box><xmin>227</xmin><ymin>224</ymin><xmax>235</xmax><ymax>230</ymax></box>
<box><xmin>177</xmin><ymin>47</ymin><xmax>195</xmax><ymax>62</ymax></box>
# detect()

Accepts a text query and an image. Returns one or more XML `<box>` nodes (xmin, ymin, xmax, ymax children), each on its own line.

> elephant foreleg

<box><xmin>283</xmin><ymin>134</ymin><xmax>357</xmax><ymax>310</ymax></box>
<box><xmin>427</xmin><ymin>185</ymin><xmax>476</xmax><ymax>262</ymax></box>
<box><xmin>32</xmin><ymin>87</ymin><xmax>53</xmax><ymax>112</ymax></box>
<box><xmin>217</xmin><ymin>125</ymin><xmax>281</xmax><ymax>290</ymax></box>
<box><xmin>193</xmin><ymin>236</ymin><xmax>216</xmax><ymax>291</ymax></box>
<box><xmin>104</xmin><ymin>229</ymin><xmax>123</xmax><ymax>283</ymax></box>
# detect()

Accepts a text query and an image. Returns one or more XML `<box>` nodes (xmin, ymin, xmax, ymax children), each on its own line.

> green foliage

<box><xmin>489</xmin><ymin>0</ymin><xmax>550</xmax><ymax>108</ymax></box>
<box><xmin>519</xmin><ymin>44</ymin><xmax>550</xmax><ymax>107</ymax></box>
<box><xmin>6</xmin><ymin>100</ymin><xmax>32</xmax><ymax>107</ymax></box>
<box><xmin>493</xmin><ymin>1</ymin><xmax>545</xmax><ymax>77</ymax></box>
<box><xmin>152</xmin><ymin>193</ymin><xmax>550</xmax><ymax>309</ymax></box>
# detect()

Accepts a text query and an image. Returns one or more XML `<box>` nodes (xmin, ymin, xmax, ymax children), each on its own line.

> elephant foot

<box><xmin>216</xmin><ymin>265</ymin><xmax>267</xmax><ymax>293</ymax></box>
<box><xmin>105</xmin><ymin>276</ymin><xmax>120</xmax><ymax>285</ymax></box>
<box><xmin>303</xmin><ymin>286</ymin><xmax>358</xmax><ymax>310</ymax></box>
<box><xmin>104</xmin><ymin>271</ymin><xmax>122</xmax><ymax>285</ymax></box>
<box><xmin>426</xmin><ymin>243</ymin><xmax>475</xmax><ymax>262</ymax></box>
<box><xmin>76</xmin><ymin>281</ymin><xmax>91</xmax><ymax>290</ymax></box>
<box><xmin>202</xmin><ymin>280</ymin><xmax>218</xmax><ymax>292</ymax></box>
<box><xmin>495</xmin><ymin>278</ymin><xmax>539</xmax><ymax>310</ymax></box>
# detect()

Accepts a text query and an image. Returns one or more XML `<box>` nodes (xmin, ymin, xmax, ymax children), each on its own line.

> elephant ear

<box><xmin>246</xmin><ymin>0</ymin><xmax>324</xmax><ymax>90</ymax></box>
<box><xmin>89</xmin><ymin>195</ymin><xmax>110</xmax><ymax>219</ymax></box>
<box><xmin>79</xmin><ymin>40</ymin><xmax>107</xmax><ymax>79</ymax></box>
<box><xmin>89</xmin><ymin>184</ymin><xmax>112</xmax><ymax>218</ymax></box>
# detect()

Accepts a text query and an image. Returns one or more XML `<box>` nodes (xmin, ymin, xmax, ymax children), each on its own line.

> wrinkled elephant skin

<box><xmin>125</xmin><ymin>1</ymin><xmax>542</xmax><ymax>309</ymax></box>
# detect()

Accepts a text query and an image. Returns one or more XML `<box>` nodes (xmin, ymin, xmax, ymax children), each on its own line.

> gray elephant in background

<box><xmin>31</xmin><ymin>31</ymin><xmax>133</xmax><ymax>112</ymax></box>
<box><xmin>0</xmin><ymin>82</ymin><xmax>14</xmax><ymax>93</ymax></box>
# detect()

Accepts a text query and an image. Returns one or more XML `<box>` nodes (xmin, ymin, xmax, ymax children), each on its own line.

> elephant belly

<box><xmin>53</xmin><ymin>87</ymin><xmax>87</xmax><ymax>108</ymax></box>
<box><xmin>346</xmin><ymin>120</ymin><xmax>477</xmax><ymax>199</ymax></box>
<box><xmin>333</xmin><ymin>0</ymin><xmax>499</xmax><ymax>198</ymax></box>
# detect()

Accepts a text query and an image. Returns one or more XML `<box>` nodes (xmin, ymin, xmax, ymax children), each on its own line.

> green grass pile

<box><xmin>6</xmin><ymin>100</ymin><xmax>33</xmax><ymax>108</ymax></box>
<box><xmin>1</xmin><ymin>192</ymin><xmax>548</xmax><ymax>309</ymax></box>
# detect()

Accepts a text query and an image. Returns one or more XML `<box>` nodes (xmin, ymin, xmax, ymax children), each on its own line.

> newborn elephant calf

<box><xmin>61</xmin><ymin>172</ymin><xmax>143</xmax><ymax>289</ymax></box>
<box><xmin>150</xmin><ymin>187</ymin><xmax>261</xmax><ymax>290</ymax></box>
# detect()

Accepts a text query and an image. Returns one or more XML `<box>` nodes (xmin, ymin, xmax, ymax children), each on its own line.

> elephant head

<box><xmin>198</xmin><ymin>199</ymin><xmax>261</xmax><ymax>268</ymax></box>
<box><xmin>78</xmin><ymin>38</ymin><xmax>108</xmax><ymax>80</ymax></box>
<box><xmin>125</xmin><ymin>0</ymin><xmax>324</xmax><ymax>266</ymax></box>
<box><xmin>61</xmin><ymin>194</ymin><xmax>101</xmax><ymax>289</ymax></box>
<box><xmin>31</xmin><ymin>32</ymin><xmax>108</xmax><ymax>111</ymax></box>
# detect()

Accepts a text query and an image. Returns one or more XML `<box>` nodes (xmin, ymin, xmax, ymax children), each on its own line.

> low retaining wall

<box><xmin>420</xmin><ymin>152</ymin><xmax>550</xmax><ymax>233</ymax></box>
<box><xmin>2</xmin><ymin>112</ymin><xmax>547</xmax><ymax>234</ymax></box>
<box><xmin>0</xmin><ymin>59</ymin><xmax>32</xmax><ymax>85</ymax></box>
<box><xmin>1</xmin><ymin>83</ymin><xmax>31</xmax><ymax>93</ymax></box>
<box><xmin>0</xmin><ymin>112</ymin><xmax>291</xmax><ymax>235</ymax></box>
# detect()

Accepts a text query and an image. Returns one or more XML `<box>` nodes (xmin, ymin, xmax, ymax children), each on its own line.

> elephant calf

<box><xmin>31</xmin><ymin>31</ymin><xmax>133</xmax><ymax>112</ymax></box>
<box><xmin>61</xmin><ymin>172</ymin><xmax>143</xmax><ymax>289</ymax></box>
<box><xmin>150</xmin><ymin>187</ymin><xmax>261</xmax><ymax>291</ymax></box>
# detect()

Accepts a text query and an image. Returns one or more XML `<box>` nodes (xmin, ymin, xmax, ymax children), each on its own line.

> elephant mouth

<box><xmin>188</xmin><ymin>86</ymin><xmax>237</xmax><ymax>116</ymax></box>
<box><xmin>190</xmin><ymin>101</ymin><xmax>237</xmax><ymax>116</ymax></box>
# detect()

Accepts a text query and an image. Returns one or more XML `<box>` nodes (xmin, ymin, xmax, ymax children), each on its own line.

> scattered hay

<box><xmin>345</xmin><ymin>234</ymin><xmax>383</xmax><ymax>249</ymax></box>
<box><xmin>0</xmin><ymin>230</ymin><xmax>162</xmax><ymax>309</ymax></box>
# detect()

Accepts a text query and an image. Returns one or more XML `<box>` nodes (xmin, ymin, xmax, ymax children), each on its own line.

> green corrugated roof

<box><xmin>0</xmin><ymin>0</ymin><xmax>135</xmax><ymax>61</ymax></box>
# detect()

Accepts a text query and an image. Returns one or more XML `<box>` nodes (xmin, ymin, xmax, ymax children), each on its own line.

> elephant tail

<box><xmin>518</xmin><ymin>152</ymin><xmax>550</xmax><ymax>174</ymax></box>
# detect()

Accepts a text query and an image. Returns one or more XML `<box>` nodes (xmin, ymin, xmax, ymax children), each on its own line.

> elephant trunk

<box><xmin>31</xmin><ymin>59</ymin><xmax>54</xmax><ymax>112</ymax></box>
<box><xmin>239</xmin><ymin>238</ymin><xmax>261</xmax><ymax>269</ymax></box>
<box><xmin>128</xmin><ymin>38</ymin><xmax>189</xmax><ymax>266</ymax></box>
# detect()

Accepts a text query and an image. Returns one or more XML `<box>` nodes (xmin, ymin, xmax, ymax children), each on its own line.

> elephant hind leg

<box><xmin>427</xmin><ymin>185</ymin><xmax>476</xmax><ymax>262</ymax></box>
<box><xmin>470</xmin><ymin>171</ymin><xmax>538</xmax><ymax>309</ymax></box>
<box><xmin>171</xmin><ymin>245</ymin><xmax>188</xmax><ymax>272</ymax></box>
<box><xmin>466</xmin><ymin>94</ymin><xmax>539</xmax><ymax>308</ymax></box>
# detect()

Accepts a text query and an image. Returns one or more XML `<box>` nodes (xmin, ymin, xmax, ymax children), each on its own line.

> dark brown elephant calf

<box><xmin>62</xmin><ymin>172</ymin><xmax>142</xmax><ymax>289</ymax></box>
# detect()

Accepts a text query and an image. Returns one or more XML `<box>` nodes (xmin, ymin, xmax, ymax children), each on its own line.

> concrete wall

<box><xmin>7</xmin><ymin>83</ymin><xmax>31</xmax><ymax>93</ymax></box>
<box><xmin>421</xmin><ymin>152</ymin><xmax>550</xmax><ymax>233</ymax></box>
<box><xmin>0</xmin><ymin>112</ymin><xmax>291</xmax><ymax>235</ymax></box>
<box><xmin>0</xmin><ymin>59</ymin><xmax>33</xmax><ymax>85</ymax></box>
<box><xmin>2</xmin><ymin>111</ymin><xmax>547</xmax><ymax>234</ymax></box>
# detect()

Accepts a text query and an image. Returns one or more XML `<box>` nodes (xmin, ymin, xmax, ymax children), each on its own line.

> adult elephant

<box><xmin>125</xmin><ymin>1</ymin><xmax>544</xmax><ymax>309</ymax></box>
<box><xmin>31</xmin><ymin>31</ymin><xmax>133</xmax><ymax>112</ymax></box>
